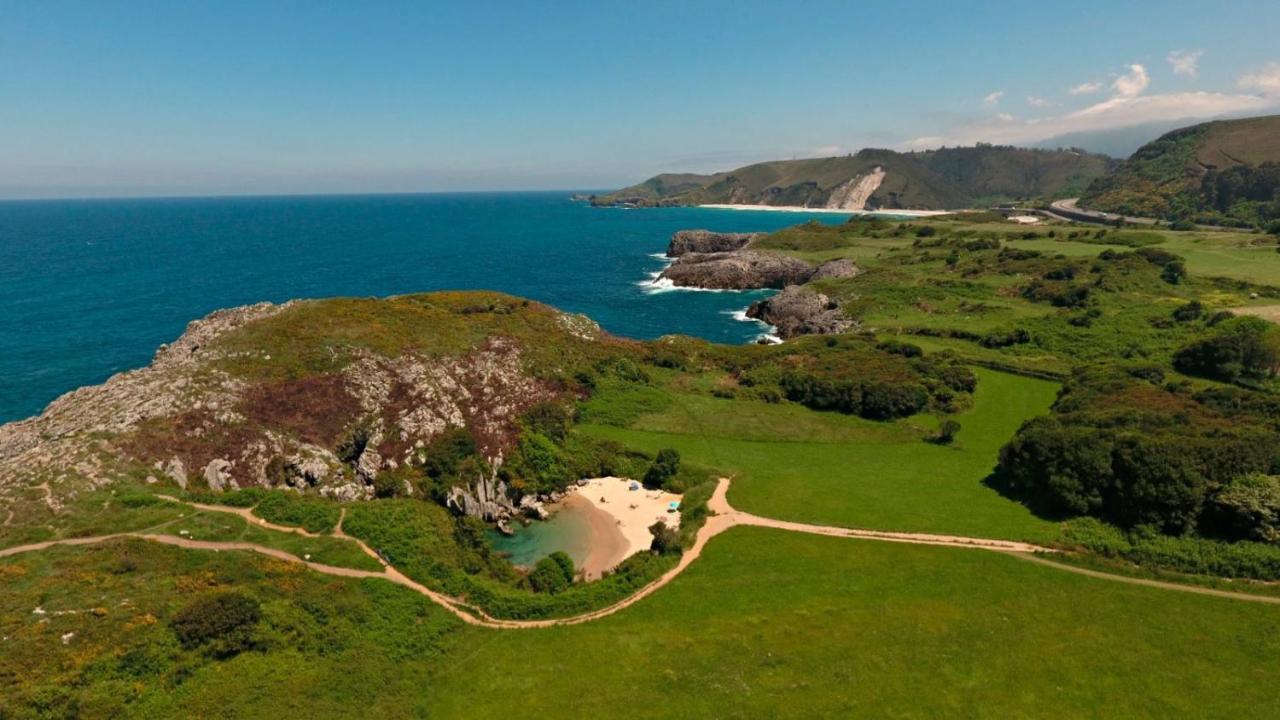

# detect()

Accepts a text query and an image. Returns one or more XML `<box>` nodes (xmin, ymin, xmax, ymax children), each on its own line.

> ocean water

<box><xmin>0</xmin><ymin>192</ymin><xmax>853</xmax><ymax>423</ymax></box>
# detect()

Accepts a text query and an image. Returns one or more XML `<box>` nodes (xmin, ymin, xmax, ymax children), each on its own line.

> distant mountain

<box><xmin>592</xmin><ymin>146</ymin><xmax>1116</xmax><ymax>211</ymax></box>
<box><xmin>1079</xmin><ymin>114</ymin><xmax>1280</xmax><ymax>226</ymax></box>
<box><xmin>1032</xmin><ymin>121</ymin><xmax>1200</xmax><ymax>159</ymax></box>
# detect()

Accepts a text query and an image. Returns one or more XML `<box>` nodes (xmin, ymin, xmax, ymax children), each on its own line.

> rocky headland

<box><xmin>0</xmin><ymin>293</ymin><xmax>603</xmax><ymax>526</ymax></box>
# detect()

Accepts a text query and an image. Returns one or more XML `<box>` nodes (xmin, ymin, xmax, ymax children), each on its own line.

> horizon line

<box><xmin>0</xmin><ymin>188</ymin><xmax>613</xmax><ymax>205</ymax></box>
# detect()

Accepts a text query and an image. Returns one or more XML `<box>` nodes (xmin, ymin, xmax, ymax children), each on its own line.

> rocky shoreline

<box><xmin>656</xmin><ymin>229</ymin><xmax>861</xmax><ymax>338</ymax></box>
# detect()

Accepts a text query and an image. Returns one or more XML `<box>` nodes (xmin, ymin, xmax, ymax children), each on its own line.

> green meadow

<box><xmin>583</xmin><ymin>367</ymin><xmax>1062</xmax><ymax>543</ymax></box>
<box><xmin>7</xmin><ymin>530</ymin><xmax>1278</xmax><ymax>718</ymax></box>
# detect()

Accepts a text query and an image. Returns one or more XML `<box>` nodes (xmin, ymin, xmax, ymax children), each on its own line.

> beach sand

<box><xmin>698</xmin><ymin>203</ymin><xmax>951</xmax><ymax>218</ymax></box>
<box><xmin>571</xmin><ymin>477</ymin><xmax>682</xmax><ymax>579</ymax></box>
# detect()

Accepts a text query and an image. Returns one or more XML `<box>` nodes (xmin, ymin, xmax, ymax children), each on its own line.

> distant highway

<box><xmin>1045</xmin><ymin>198</ymin><xmax>1157</xmax><ymax>226</ymax></box>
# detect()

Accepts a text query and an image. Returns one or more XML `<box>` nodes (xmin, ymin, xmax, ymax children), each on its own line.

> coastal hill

<box><xmin>1080</xmin><ymin>114</ymin><xmax>1280</xmax><ymax>227</ymax></box>
<box><xmin>592</xmin><ymin>145</ymin><xmax>1116</xmax><ymax>210</ymax></box>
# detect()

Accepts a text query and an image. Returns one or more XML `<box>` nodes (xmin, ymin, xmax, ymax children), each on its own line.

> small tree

<box><xmin>528</xmin><ymin>552</ymin><xmax>574</xmax><ymax>594</ymax></box>
<box><xmin>933</xmin><ymin>420</ymin><xmax>961</xmax><ymax>445</ymax></box>
<box><xmin>649</xmin><ymin>521</ymin><xmax>682</xmax><ymax>555</ymax></box>
<box><xmin>643</xmin><ymin>448</ymin><xmax>681</xmax><ymax>488</ymax></box>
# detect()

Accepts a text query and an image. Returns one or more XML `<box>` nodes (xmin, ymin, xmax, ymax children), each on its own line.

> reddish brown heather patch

<box><xmin>374</xmin><ymin>378</ymin><xmax>420</xmax><ymax>460</ymax></box>
<box><xmin>239</xmin><ymin>374</ymin><xmax>359</xmax><ymax>447</ymax></box>
<box><xmin>122</xmin><ymin>410</ymin><xmax>260</xmax><ymax>482</ymax></box>
<box><xmin>1096</xmin><ymin>384</ymin><xmax>1232</xmax><ymax>429</ymax></box>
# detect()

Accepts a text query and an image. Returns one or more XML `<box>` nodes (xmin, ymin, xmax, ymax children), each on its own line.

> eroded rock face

<box><xmin>659</xmin><ymin>251</ymin><xmax>816</xmax><ymax>290</ymax></box>
<box><xmin>666</xmin><ymin>230</ymin><xmax>759</xmax><ymax>257</ymax></box>
<box><xmin>747</xmin><ymin>286</ymin><xmax>856</xmax><ymax>339</ymax></box>
<box><xmin>0</xmin><ymin>299</ymin><xmax>571</xmax><ymax>521</ymax></box>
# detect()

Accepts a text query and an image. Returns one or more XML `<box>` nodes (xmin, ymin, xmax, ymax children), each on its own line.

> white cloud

<box><xmin>1239</xmin><ymin>61</ymin><xmax>1280</xmax><ymax>97</ymax></box>
<box><xmin>1069</xmin><ymin>82</ymin><xmax>1102</xmax><ymax>95</ymax></box>
<box><xmin>811</xmin><ymin>144</ymin><xmax>843</xmax><ymax>157</ymax></box>
<box><xmin>1167</xmin><ymin>49</ymin><xmax>1204</xmax><ymax>78</ymax></box>
<box><xmin>983</xmin><ymin>90</ymin><xmax>1004</xmax><ymax>107</ymax></box>
<box><xmin>1112</xmin><ymin>64</ymin><xmax>1150</xmax><ymax>98</ymax></box>
<box><xmin>903</xmin><ymin>92</ymin><xmax>1276</xmax><ymax>150</ymax></box>
<box><xmin>1027</xmin><ymin>96</ymin><xmax>1053</xmax><ymax>108</ymax></box>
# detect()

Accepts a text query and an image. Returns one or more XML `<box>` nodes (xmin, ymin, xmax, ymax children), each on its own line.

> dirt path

<box><xmin>3</xmin><ymin>478</ymin><xmax>1277</xmax><ymax>630</ymax></box>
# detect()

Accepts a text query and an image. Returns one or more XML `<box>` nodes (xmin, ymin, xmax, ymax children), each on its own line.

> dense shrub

<box><xmin>1171</xmin><ymin>300</ymin><xmax>1203</xmax><ymax>322</ymax></box>
<box><xmin>860</xmin><ymin>382</ymin><xmax>929</xmax><ymax>420</ymax></box>
<box><xmin>253</xmin><ymin>492</ymin><xmax>340</xmax><ymax>533</ymax></box>
<box><xmin>1064</xmin><ymin>517</ymin><xmax>1280</xmax><ymax>580</ymax></box>
<box><xmin>1000</xmin><ymin>368</ymin><xmax>1280</xmax><ymax>537</ymax></box>
<box><xmin>649</xmin><ymin>521</ymin><xmax>682</xmax><ymax>555</ymax></box>
<box><xmin>932</xmin><ymin>420</ymin><xmax>961</xmax><ymax>445</ymax></box>
<box><xmin>1173</xmin><ymin>316</ymin><xmax>1280</xmax><ymax>384</ymax></box>
<box><xmin>169</xmin><ymin>591</ymin><xmax>262</xmax><ymax>657</ymax></box>
<box><xmin>1209</xmin><ymin>474</ymin><xmax>1280</xmax><ymax>543</ymax></box>
<box><xmin>528</xmin><ymin>551</ymin><xmax>575</xmax><ymax>593</ymax></box>
<box><xmin>643</xmin><ymin>448</ymin><xmax>681</xmax><ymax>488</ymax></box>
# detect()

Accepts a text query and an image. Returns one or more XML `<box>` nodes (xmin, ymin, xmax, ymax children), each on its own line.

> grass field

<box><xmin>424</xmin><ymin>528</ymin><xmax>1280</xmax><ymax>719</ymax></box>
<box><xmin>6</xmin><ymin>529</ymin><xmax>1279</xmax><ymax>718</ymax></box>
<box><xmin>584</xmin><ymin>368</ymin><xmax>1062</xmax><ymax>543</ymax></box>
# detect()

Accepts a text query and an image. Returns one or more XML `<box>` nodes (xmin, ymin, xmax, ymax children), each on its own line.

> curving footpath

<box><xmin>1</xmin><ymin>478</ymin><xmax>1276</xmax><ymax>629</ymax></box>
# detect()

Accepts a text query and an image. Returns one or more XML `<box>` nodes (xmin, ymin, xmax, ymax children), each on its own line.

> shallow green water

<box><xmin>487</xmin><ymin>502</ymin><xmax>593</xmax><ymax>568</ymax></box>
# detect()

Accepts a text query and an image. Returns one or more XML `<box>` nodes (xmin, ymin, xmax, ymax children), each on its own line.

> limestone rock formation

<box><xmin>658</xmin><ymin>251</ymin><xmax>816</xmax><ymax>290</ymax></box>
<box><xmin>811</xmin><ymin>258</ymin><xmax>861</xmax><ymax>282</ymax></box>
<box><xmin>666</xmin><ymin>230</ymin><xmax>759</xmax><ymax>257</ymax></box>
<box><xmin>747</xmin><ymin>286</ymin><xmax>856</xmax><ymax>339</ymax></box>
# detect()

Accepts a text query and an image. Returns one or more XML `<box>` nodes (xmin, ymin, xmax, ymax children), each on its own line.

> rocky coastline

<box><xmin>656</xmin><ymin>229</ymin><xmax>860</xmax><ymax>338</ymax></box>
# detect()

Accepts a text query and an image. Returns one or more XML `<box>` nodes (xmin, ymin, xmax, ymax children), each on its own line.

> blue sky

<box><xmin>2</xmin><ymin>0</ymin><xmax>1279</xmax><ymax>198</ymax></box>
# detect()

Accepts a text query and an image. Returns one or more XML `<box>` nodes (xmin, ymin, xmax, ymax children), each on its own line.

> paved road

<box><xmin>1046</xmin><ymin>198</ymin><xmax>1157</xmax><ymax>226</ymax></box>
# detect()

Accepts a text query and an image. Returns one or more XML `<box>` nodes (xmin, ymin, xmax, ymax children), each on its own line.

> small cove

<box><xmin>487</xmin><ymin>499</ymin><xmax>595</xmax><ymax>570</ymax></box>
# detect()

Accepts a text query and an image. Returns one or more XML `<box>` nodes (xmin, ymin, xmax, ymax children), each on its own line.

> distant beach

<box><xmin>699</xmin><ymin>203</ymin><xmax>951</xmax><ymax>218</ymax></box>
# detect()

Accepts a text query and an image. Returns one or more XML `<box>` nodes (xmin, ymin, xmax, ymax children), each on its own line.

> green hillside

<box><xmin>593</xmin><ymin>145</ymin><xmax>1115</xmax><ymax>210</ymax></box>
<box><xmin>1080</xmin><ymin>114</ymin><xmax>1280</xmax><ymax>227</ymax></box>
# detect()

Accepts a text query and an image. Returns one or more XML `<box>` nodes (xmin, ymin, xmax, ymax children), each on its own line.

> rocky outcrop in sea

<box><xmin>666</xmin><ymin>230</ymin><xmax>759</xmax><ymax>257</ymax></box>
<box><xmin>658</xmin><ymin>250</ymin><xmax>816</xmax><ymax>290</ymax></box>
<box><xmin>746</xmin><ymin>286</ymin><xmax>857</xmax><ymax>339</ymax></box>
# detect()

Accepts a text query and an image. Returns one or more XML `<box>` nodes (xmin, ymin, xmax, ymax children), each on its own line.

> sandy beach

<box><xmin>698</xmin><ymin>203</ymin><xmax>952</xmax><ymax>218</ymax></box>
<box><xmin>571</xmin><ymin>477</ymin><xmax>682</xmax><ymax>579</ymax></box>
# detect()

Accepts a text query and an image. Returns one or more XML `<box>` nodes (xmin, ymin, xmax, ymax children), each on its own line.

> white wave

<box><xmin>636</xmin><ymin>272</ymin><xmax>756</xmax><ymax>294</ymax></box>
<box><xmin>721</xmin><ymin>308</ymin><xmax>766</xmax><ymax>325</ymax></box>
<box><xmin>649</xmin><ymin>252</ymin><xmax>672</xmax><ymax>261</ymax></box>
<box><xmin>756</xmin><ymin>332</ymin><xmax>783</xmax><ymax>344</ymax></box>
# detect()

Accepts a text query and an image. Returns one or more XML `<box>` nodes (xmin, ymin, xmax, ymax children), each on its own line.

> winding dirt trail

<box><xmin>2</xmin><ymin>479</ymin><xmax>1277</xmax><ymax>629</ymax></box>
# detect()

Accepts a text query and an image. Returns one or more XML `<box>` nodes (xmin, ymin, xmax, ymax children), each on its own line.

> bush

<box><xmin>860</xmin><ymin>382</ymin><xmax>929</xmax><ymax>420</ymax></box>
<box><xmin>1160</xmin><ymin>260</ymin><xmax>1186</xmax><ymax>285</ymax></box>
<box><xmin>1171</xmin><ymin>300</ymin><xmax>1203</xmax><ymax>322</ymax></box>
<box><xmin>1210</xmin><ymin>474</ymin><xmax>1280</xmax><ymax>543</ymax></box>
<box><xmin>932</xmin><ymin>420</ymin><xmax>961</xmax><ymax>445</ymax></box>
<box><xmin>1173</xmin><ymin>316</ymin><xmax>1280</xmax><ymax>384</ymax></box>
<box><xmin>876</xmin><ymin>339</ymin><xmax>923</xmax><ymax>357</ymax></box>
<box><xmin>649</xmin><ymin>521</ymin><xmax>682</xmax><ymax>555</ymax></box>
<box><xmin>1267</xmin><ymin>220</ymin><xmax>1280</xmax><ymax>236</ymax></box>
<box><xmin>169</xmin><ymin>591</ymin><xmax>262</xmax><ymax>657</ymax></box>
<box><xmin>643</xmin><ymin>448</ymin><xmax>681</xmax><ymax>488</ymax></box>
<box><xmin>253</xmin><ymin>492</ymin><xmax>340</xmax><ymax>533</ymax></box>
<box><xmin>528</xmin><ymin>552</ymin><xmax>575</xmax><ymax>594</ymax></box>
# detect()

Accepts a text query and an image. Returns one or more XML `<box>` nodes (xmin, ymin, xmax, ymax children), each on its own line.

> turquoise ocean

<box><xmin>0</xmin><ymin>192</ymin><xmax>851</xmax><ymax>423</ymax></box>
